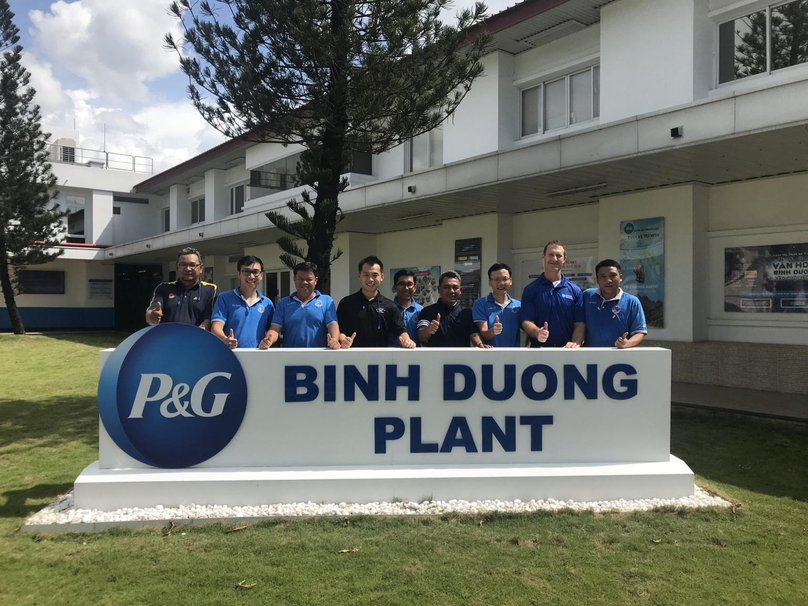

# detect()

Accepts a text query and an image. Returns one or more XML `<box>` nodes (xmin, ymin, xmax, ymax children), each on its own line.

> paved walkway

<box><xmin>672</xmin><ymin>382</ymin><xmax>808</xmax><ymax>421</ymax></box>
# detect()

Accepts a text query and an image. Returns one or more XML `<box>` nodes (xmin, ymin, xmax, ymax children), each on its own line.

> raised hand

<box><xmin>615</xmin><ymin>332</ymin><xmax>630</xmax><ymax>349</ymax></box>
<box><xmin>429</xmin><ymin>313</ymin><xmax>441</xmax><ymax>335</ymax></box>
<box><xmin>147</xmin><ymin>301</ymin><xmax>163</xmax><ymax>325</ymax></box>
<box><xmin>340</xmin><ymin>332</ymin><xmax>356</xmax><ymax>349</ymax></box>
<box><xmin>224</xmin><ymin>328</ymin><xmax>238</xmax><ymax>349</ymax></box>
<box><xmin>492</xmin><ymin>315</ymin><xmax>503</xmax><ymax>335</ymax></box>
<box><xmin>537</xmin><ymin>321</ymin><xmax>549</xmax><ymax>343</ymax></box>
<box><xmin>326</xmin><ymin>332</ymin><xmax>341</xmax><ymax>350</ymax></box>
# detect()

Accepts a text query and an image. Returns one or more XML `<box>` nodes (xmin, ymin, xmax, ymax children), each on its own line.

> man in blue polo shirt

<box><xmin>583</xmin><ymin>259</ymin><xmax>647</xmax><ymax>348</ymax></box>
<box><xmin>388</xmin><ymin>269</ymin><xmax>423</xmax><ymax>347</ymax></box>
<box><xmin>521</xmin><ymin>240</ymin><xmax>585</xmax><ymax>348</ymax></box>
<box><xmin>258</xmin><ymin>262</ymin><xmax>341</xmax><ymax>349</ymax></box>
<box><xmin>473</xmin><ymin>263</ymin><xmax>524</xmax><ymax>347</ymax></box>
<box><xmin>211</xmin><ymin>255</ymin><xmax>274</xmax><ymax>348</ymax></box>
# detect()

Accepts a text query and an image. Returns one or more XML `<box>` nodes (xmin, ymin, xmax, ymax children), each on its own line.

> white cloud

<box><xmin>23</xmin><ymin>52</ymin><xmax>72</xmax><ymax>122</ymax></box>
<box><xmin>29</xmin><ymin>0</ymin><xmax>183</xmax><ymax>103</ymax></box>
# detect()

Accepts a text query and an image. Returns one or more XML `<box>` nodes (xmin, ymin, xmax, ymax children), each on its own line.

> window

<box><xmin>190</xmin><ymin>197</ymin><xmax>205</xmax><ymax>224</ymax></box>
<box><xmin>719</xmin><ymin>1</ymin><xmax>808</xmax><ymax>84</ymax></box>
<box><xmin>520</xmin><ymin>65</ymin><xmax>600</xmax><ymax>137</ymax></box>
<box><xmin>406</xmin><ymin>126</ymin><xmax>443</xmax><ymax>173</ymax></box>
<box><xmin>162</xmin><ymin>207</ymin><xmax>170</xmax><ymax>233</ymax></box>
<box><xmin>18</xmin><ymin>270</ymin><xmax>65</xmax><ymax>294</ymax></box>
<box><xmin>230</xmin><ymin>185</ymin><xmax>246</xmax><ymax>215</ymax></box>
<box><xmin>112</xmin><ymin>206</ymin><xmax>121</xmax><ymax>215</ymax></box>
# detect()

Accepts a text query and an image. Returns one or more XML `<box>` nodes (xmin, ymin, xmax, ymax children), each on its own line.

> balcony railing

<box><xmin>46</xmin><ymin>144</ymin><xmax>153</xmax><ymax>174</ymax></box>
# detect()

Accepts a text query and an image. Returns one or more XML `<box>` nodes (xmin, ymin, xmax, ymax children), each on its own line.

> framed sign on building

<box><xmin>724</xmin><ymin>242</ymin><xmax>808</xmax><ymax>313</ymax></box>
<box><xmin>620</xmin><ymin>217</ymin><xmax>664</xmax><ymax>328</ymax></box>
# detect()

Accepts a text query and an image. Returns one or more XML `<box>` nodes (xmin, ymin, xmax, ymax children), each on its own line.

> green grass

<box><xmin>1</xmin><ymin>333</ymin><xmax>807</xmax><ymax>605</ymax></box>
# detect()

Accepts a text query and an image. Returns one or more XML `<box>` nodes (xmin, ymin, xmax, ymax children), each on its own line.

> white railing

<box><xmin>46</xmin><ymin>144</ymin><xmax>153</xmax><ymax>174</ymax></box>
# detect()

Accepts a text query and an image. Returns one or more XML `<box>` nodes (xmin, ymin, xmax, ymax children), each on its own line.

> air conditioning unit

<box><xmin>55</xmin><ymin>138</ymin><xmax>76</xmax><ymax>163</ymax></box>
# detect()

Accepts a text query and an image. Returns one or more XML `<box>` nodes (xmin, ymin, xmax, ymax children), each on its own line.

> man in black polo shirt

<box><xmin>418</xmin><ymin>270</ymin><xmax>489</xmax><ymax>348</ymax></box>
<box><xmin>145</xmin><ymin>247</ymin><xmax>217</xmax><ymax>329</ymax></box>
<box><xmin>337</xmin><ymin>256</ymin><xmax>416</xmax><ymax>348</ymax></box>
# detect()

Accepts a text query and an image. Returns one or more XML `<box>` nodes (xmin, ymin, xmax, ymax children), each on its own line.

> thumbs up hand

<box><xmin>429</xmin><ymin>313</ymin><xmax>441</xmax><ymax>335</ymax></box>
<box><xmin>492</xmin><ymin>315</ymin><xmax>503</xmax><ymax>335</ymax></box>
<box><xmin>537</xmin><ymin>321</ymin><xmax>549</xmax><ymax>343</ymax></box>
<box><xmin>326</xmin><ymin>332</ymin><xmax>340</xmax><ymax>350</ymax></box>
<box><xmin>224</xmin><ymin>328</ymin><xmax>238</xmax><ymax>349</ymax></box>
<box><xmin>615</xmin><ymin>332</ymin><xmax>630</xmax><ymax>349</ymax></box>
<box><xmin>340</xmin><ymin>332</ymin><xmax>356</xmax><ymax>349</ymax></box>
<box><xmin>147</xmin><ymin>300</ymin><xmax>163</xmax><ymax>325</ymax></box>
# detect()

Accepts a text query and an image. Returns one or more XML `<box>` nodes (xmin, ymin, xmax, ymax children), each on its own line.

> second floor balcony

<box><xmin>46</xmin><ymin>143</ymin><xmax>153</xmax><ymax>174</ymax></box>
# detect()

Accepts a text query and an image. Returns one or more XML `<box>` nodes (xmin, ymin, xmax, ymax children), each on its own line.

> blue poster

<box><xmin>620</xmin><ymin>217</ymin><xmax>664</xmax><ymax>328</ymax></box>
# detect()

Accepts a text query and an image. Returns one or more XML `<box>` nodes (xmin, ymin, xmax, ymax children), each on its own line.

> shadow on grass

<box><xmin>671</xmin><ymin>405</ymin><xmax>808</xmax><ymax>502</ymax></box>
<box><xmin>0</xmin><ymin>395</ymin><xmax>98</xmax><ymax>453</ymax></box>
<box><xmin>0</xmin><ymin>482</ymin><xmax>73</xmax><ymax>518</ymax></box>
<box><xmin>34</xmin><ymin>331</ymin><xmax>129</xmax><ymax>349</ymax></box>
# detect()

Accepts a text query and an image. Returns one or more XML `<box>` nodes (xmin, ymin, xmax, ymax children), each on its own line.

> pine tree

<box><xmin>166</xmin><ymin>0</ymin><xmax>489</xmax><ymax>292</ymax></box>
<box><xmin>0</xmin><ymin>0</ymin><xmax>64</xmax><ymax>335</ymax></box>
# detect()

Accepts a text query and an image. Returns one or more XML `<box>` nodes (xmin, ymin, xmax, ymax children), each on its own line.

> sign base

<box><xmin>74</xmin><ymin>457</ymin><xmax>694</xmax><ymax>511</ymax></box>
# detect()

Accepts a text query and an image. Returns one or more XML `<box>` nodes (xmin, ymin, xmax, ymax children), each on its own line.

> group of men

<box><xmin>145</xmin><ymin>241</ymin><xmax>647</xmax><ymax>350</ymax></box>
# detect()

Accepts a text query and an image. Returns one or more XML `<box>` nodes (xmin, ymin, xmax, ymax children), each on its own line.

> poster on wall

<box><xmin>389</xmin><ymin>266</ymin><xmax>441</xmax><ymax>306</ymax></box>
<box><xmin>724</xmin><ymin>243</ymin><xmax>808</xmax><ymax>313</ymax></box>
<box><xmin>455</xmin><ymin>238</ymin><xmax>482</xmax><ymax>308</ymax></box>
<box><xmin>620</xmin><ymin>217</ymin><xmax>664</xmax><ymax>328</ymax></box>
<box><xmin>88</xmin><ymin>279</ymin><xmax>113</xmax><ymax>300</ymax></box>
<box><xmin>563</xmin><ymin>254</ymin><xmax>597</xmax><ymax>291</ymax></box>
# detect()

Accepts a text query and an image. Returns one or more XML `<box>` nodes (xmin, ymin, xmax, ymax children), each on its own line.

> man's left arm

<box><xmin>616</xmin><ymin>298</ymin><xmax>647</xmax><ymax>349</ymax></box>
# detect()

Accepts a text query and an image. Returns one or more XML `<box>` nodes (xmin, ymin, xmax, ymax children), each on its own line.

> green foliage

<box><xmin>0</xmin><ymin>0</ymin><xmax>65</xmax><ymax>334</ymax></box>
<box><xmin>165</xmin><ymin>0</ymin><xmax>490</xmax><ymax>291</ymax></box>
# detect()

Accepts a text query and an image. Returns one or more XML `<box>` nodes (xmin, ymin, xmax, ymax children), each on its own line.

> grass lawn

<box><xmin>1</xmin><ymin>333</ymin><xmax>807</xmax><ymax>605</ymax></box>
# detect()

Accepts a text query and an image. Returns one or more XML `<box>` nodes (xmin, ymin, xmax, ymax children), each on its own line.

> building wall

<box><xmin>0</xmin><ymin>259</ymin><xmax>114</xmax><ymax>329</ymax></box>
<box><xmin>600</xmin><ymin>0</ymin><xmax>700</xmax><ymax>121</ymax></box>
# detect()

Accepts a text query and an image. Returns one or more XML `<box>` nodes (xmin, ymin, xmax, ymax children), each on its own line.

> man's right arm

<box><xmin>259</xmin><ymin>324</ymin><xmax>282</xmax><ymax>349</ymax></box>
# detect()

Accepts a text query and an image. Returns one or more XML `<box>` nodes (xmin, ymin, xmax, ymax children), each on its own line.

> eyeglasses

<box><xmin>240</xmin><ymin>269</ymin><xmax>263</xmax><ymax>277</ymax></box>
<box><xmin>178</xmin><ymin>262</ymin><xmax>201</xmax><ymax>269</ymax></box>
<box><xmin>395</xmin><ymin>282</ymin><xmax>416</xmax><ymax>289</ymax></box>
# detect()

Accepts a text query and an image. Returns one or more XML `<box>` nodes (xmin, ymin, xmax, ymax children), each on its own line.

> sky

<box><xmin>10</xmin><ymin>0</ymin><xmax>518</xmax><ymax>174</ymax></box>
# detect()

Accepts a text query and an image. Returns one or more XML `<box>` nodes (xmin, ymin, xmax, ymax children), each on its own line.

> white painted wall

<box><xmin>170</xmin><ymin>184</ymin><xmax>189</xmax><ymax>231</ymax></box>
<box><xmin>204</xmin><ymin>169</ymin><xmax>229</xmax><ymax>221</ymax></box>
<box><xmin>246</xmin><ymin>142</ymin><xmax>305</xmax><ymax>171</ymax></box>
<box><xmin>598</xmin><ymin>185</ymin><xmax>704</xmax><ymax>342</ymax></box>
<box><xmin>51</xmin><ymin>162</ymin><xmax>146</xmax><ymax>192</ymax></box>
<box><xmin>112</xmin><ymin>201</ymin><xmax>157</xmax><ymax>244</ymax></box>
<box><xmin>0</xmin><ymin>260</ymin><xmax>114</xmax><ymax>310</ymax></box>
<box><xmin>376</xmin><ymin>145</ymin><xmax>406</xmax><ymax>181</ymax></box>
<box><xmin>443</xmin><ymin>52</ymin><xmax>507</xmax><ymax>164</ymax></box>
<box><xmin>88</xmin><ymin>190</ymin><xmax>114</xmax><ymax>246</ymax></box>
<box><xmin>600</xmin><ymin>0</ymin><xmax>699</xmax><ymax>121</ymax></box>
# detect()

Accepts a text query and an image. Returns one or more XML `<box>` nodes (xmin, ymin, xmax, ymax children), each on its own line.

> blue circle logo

<box><xmin>98</xmin><ymin>324</ymin><xmax>248</xmax><ymax>468</ymax></box>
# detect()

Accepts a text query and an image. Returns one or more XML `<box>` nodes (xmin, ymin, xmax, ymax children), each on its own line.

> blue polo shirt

<box><xmin>271</xmin><ymin>291</ymin><xmax>338</xmax><ymax>348</ymax></box>
<box><xmin>472</xmin><ymin>294</ymin><xmax>522</xmax><ymax>347</ymax></box>
<box><xmin>583</xmin><ymin>288</ymin><xmax>647</xmax><ymax>347</ymax></box>
<box><xmin>211</xmin><ymin>288</ymin><xmax>274</xmax><ymax>348</ymax></box>
<box><xmin>388</xmin><ymin>298</ymin><xmax>423</xmax><ymax>347</ymax></box>
<box><xmin>521</xmin><ymin>274</ymin><xmax>584</xmax><ymax>347</ymax></box>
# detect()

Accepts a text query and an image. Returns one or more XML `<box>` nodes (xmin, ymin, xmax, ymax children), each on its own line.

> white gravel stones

<box><xmin>24</xmin><ymin>487</ymin><xmax>731</xmax><ymax>529</ymax></box>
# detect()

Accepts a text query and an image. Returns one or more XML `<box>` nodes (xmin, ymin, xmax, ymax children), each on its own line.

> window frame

<box><xmin>405</xmin><ymin>125</ymin><xmax>443</xmax><ymax>174</ymax></box>
<box><xmin>519</xmin><ymin>64</ymin><xmax>600</xmax><ymax>140</ymax></box>
<box><xmin>230</xmin><ymin>184</ymin><xmax>246</xmax><ymax>215</ymax></box>
<box><xmin>161</xmin><ymin>207</ymin><xmax>170</xmax><ymax>233</ymax></box>
<box><xmin>716</xmin><ymin>0</ymin><xmax>808</xmax><ymax>86</ymax></box>
<box><xmin>190</xmin><ymin>197</ymin><xmax>206</xmax><ymax>225</ymax></box>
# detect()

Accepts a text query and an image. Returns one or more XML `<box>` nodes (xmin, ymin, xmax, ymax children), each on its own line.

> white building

<box><xmin>3</xmin><ymin>0</ymin><xmax>807</xmax><ymax>395</ymax></box>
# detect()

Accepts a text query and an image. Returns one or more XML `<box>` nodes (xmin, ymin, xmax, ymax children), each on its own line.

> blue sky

<box><xmin>9</xmin><ymin>0</ymin><xmax>516</xmax><ymax>173</ymax></box>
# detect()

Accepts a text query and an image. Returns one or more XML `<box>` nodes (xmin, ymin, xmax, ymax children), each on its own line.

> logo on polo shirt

<box><xmin>98</xmin><ymin>323</ymin><xmax>248</xmax><ymax>468</ymax></box>
<box><xmin>315</xmin><ymin>300</ymin><xmax>323</xmax><ymax>307</ymax></box>
<box><xmin>258</xmin><ymin>306</ymin><xmax>265</xmax><ymax>313</ymax></box>
<box><xmin>562</xmin><ymin>293</ymin><xmax>574</xmax><ymax>300</ymax></box>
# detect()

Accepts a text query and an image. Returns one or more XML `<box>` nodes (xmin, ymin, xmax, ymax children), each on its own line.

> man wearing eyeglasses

<box><xmin>388</xmin><ymin>269</ymin><xmax>423</xmax><ymax>347</ymax></box>
<box><xmin>473</xmin><ymin>263</ymin><xmax>524</xmax><ymax>348</ymax></box>
<box><xmin>145</xmin><ymin>247</ymin><xmax>217</xmax><ymax>329</ymax></box>
<box><xmin>210</xmin><ymin>255</ymin><xmax>274</xmax><ymax>349</ymax></box>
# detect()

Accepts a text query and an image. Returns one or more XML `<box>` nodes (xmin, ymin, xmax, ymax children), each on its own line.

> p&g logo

<box><xmin>98</xmin><ymin>323</ymin><xmax>248</xmax><ymax>468</ymax></box>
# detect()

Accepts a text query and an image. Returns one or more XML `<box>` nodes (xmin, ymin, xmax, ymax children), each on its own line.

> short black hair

<box><xmin>177</xmin><ymin>247</ymin><xmax>202</xmax><ymax>264</ymax></box>
<box><xmin>237</xmin><ymin>255</ymin><xmax>264</xmax><ymax>272</ymax></box>
<box><xmin>438</xmin><ymin>270</ymin><xmax>461</xmax><ymax>286</ymax></box>
<box><xmin>487</xmin><ymin>263</ymin><xmax>512</xmax><ymax>279</ymax></box>
<box><xmin>294</xmin><ymin>262</ymin><xmax>319</xmax><ymax>278</ymax></box>
<box><xmin>595</xmin><ymin>259</ymin><xmax>622</xmax><ymax>274</ymax></box>
<box><xmin>358</xmin><ymin>255</ymin><xmax>384</xmax><ymax>273</ymax></box>
<box><xmin>393</xmin><ymin>268</ymin><xmax>415</xmax><ymax>285</ymax></box>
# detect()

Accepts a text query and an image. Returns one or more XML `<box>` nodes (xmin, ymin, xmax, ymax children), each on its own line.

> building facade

<box><xmin>3</xmin><ymin>0</ymin><xmax>807</xmax><ymax>394</ymax></box>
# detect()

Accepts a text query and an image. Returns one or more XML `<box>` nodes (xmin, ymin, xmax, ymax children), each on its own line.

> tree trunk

<box><xmin>0</xmin><ymin>239</ymin><xmax>25</xmax><ymax>335</ymax></box>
